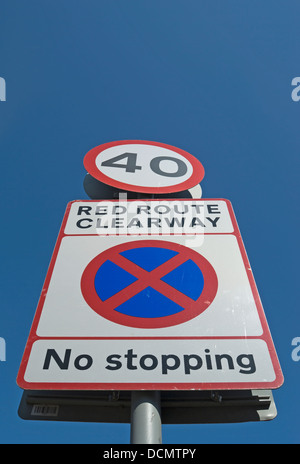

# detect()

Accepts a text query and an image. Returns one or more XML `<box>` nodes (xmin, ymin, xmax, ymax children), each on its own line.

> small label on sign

<box><xmin>31</xmin><ymin>404</ymin><xmax>59</xmax><ymax>417</ymax></box>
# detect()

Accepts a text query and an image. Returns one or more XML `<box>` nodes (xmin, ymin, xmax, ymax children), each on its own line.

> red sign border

<box><xmin>83</xmin><ymin>140</ymin><xmax>205</xmax><ymax>194</ymax></box>
<box><xmin>16</xmin><ymin>199</ymin><xmax>284</xmax><ymax>392</ymax></box>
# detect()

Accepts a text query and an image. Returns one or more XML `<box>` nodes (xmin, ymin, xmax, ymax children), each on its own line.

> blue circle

<box><xmin>93</xmin><ymin>246</ymin><xmax>204</xmax><ymax>319</ymax></box>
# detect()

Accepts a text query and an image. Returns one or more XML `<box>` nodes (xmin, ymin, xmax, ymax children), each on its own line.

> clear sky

<box><xmin>0</xmin><ymin>0</ymin><xmax>299</xmax><ymax>444</ymax></box>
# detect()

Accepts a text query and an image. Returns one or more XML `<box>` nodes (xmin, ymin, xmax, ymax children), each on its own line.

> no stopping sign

<box><xmin>81</xmin><ymin>240</ymin><xmax>218</xmax><ymax>329</ymax></box>
<box><xmin>83</xmin><ymin>140</ymin><xmax>205</xmax><ymax>194</ymax></box>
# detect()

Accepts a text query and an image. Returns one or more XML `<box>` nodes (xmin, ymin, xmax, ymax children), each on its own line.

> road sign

<box><xmin>83</xmin><ymin>140</ymin><xmax>205</xmax><ymax>194</ymax></box>
<box><xmin>17</xmin><ymin>199</ymin><xmax>283</xmax><ymax>391</ymax></box>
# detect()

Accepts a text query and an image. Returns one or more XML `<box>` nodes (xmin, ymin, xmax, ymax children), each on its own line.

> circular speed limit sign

<box><xmin>83</xmin><ymin>140</ymin><xmax>205</xmax><ymax>194</ymax></box>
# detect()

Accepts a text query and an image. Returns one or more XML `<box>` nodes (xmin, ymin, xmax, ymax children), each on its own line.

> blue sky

<box><xmin>0</xmin><ymin>0</ymin><xmax>299</xmax><ymax>444</ymax></box>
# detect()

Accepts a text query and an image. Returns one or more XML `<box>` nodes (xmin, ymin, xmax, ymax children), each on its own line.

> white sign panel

<box><xmin>17</xmin><ymin>199</ymin><xmax>283</xmax><ymax>391</ymax></box>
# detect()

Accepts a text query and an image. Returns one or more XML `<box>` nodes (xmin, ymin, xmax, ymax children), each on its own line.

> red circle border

<box><xmin>83</xmin><ymin>140</ymin><xmax>205</xmax><ymax>194</ymax></box>
<box><xmin>81</xmin><ymin>240</ymin><xmax>218</xmax><ymax>329</ymax></box>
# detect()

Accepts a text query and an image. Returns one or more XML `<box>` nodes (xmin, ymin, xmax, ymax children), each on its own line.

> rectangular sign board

<box><xmin>17</xmin><ymin>199</ymin><xmax>283</xmax><ymax>391</ymax></box>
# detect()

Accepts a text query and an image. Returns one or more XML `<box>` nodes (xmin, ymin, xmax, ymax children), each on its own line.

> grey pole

<box><xmin>130</xmin><ymin>391</ymin><xmax>162</xmax><ymax>444</ymax></box>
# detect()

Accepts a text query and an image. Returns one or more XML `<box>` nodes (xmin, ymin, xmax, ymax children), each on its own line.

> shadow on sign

<box><xmin>18</xmin><ymin>389</ymin><xmax>277</xmax><ymax>424</ymax></box>
<box><xmin>83</xmin><ymin>173</ymin><xmax>193</xmax><ymax>200</ymax></box>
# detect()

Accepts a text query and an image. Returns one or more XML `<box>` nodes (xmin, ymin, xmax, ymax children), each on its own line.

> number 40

<box><xmin>101</xmin><ymin>152</ymin><xmax>188</xmax><ymax>178</ymax></box>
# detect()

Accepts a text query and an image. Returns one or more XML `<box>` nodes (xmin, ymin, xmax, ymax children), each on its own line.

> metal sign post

<box><xmin>130</xmin><ymin>391</ymin><xmax>162</xmax><ymax>444</ymax></box>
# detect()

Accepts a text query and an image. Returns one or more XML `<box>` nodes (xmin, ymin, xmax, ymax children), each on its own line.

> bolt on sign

<box><xmin>17</xmin><ymin>197</ymin><xmax>283</xmax><ymax>391</ymax></box>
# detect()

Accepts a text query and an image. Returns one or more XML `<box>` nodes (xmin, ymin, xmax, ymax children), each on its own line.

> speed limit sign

<box><xmin>83</xmin><ymin>140</ymin><xmax>205</xmax><ymax>194</ymax></box>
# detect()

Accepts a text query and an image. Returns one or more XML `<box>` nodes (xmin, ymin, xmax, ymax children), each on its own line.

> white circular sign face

<box><xmin>83</xmin><ymin>140</ymin><xmax>205</xmax><ymax>194</ymax></box>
